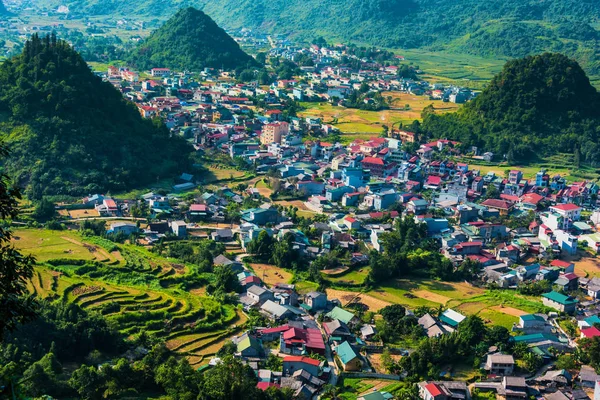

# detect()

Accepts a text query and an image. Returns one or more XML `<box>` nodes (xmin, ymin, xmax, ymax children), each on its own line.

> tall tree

<box><xmin>0</xmin><ymin>144</ymin><xmax>36</xmax><ymax>341</ymax></box>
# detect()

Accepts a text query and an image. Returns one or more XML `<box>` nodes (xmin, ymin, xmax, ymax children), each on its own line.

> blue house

<box><xmin>326</xmin><ymin>186</ymin><xmax>354</xmax><ymax>202</ymax></box>
<box><xmin>342</xmin><ymin>168</ymin><xmax>365</xmax><ymax>188</ymax></box>
<box><xmin>342</xmin><ymin>192</ymin><xmax>361</xmax><ymax>207</ymax></box>
<box><xmin>422</xmin><ymin>218</ymin><xmax>450</xmax><ymax>235</ymax></box>
<box><xmin>373</xmin><ymin>190</ymin><xmax>397</xmax><ymax>211</ymax></box>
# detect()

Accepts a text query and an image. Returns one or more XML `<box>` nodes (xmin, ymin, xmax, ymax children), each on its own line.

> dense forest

<box><xmin>421</xmin><ymin>53</ymin><xmax>600</xmax><ymax>164</ymax></box>
<box><xmin>0</xmin><ymin>34</ymin><xmax>191</xmax><ymax>199</ymax></box>
<box><xmin>31</xmin><ymin>0</ymin><xmax>600</xmax><ymax>73</ymax></box>
<box><xmin>128</xmin><ymin>7</ymin><xmax>259</xmax><ymax>72</ymax></box>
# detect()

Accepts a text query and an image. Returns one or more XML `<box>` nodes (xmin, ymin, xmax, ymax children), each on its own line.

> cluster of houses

<box><xmin>204</xmin><ymin>253</ymin><xmax>398</xmax><ymax>398</ymax></box>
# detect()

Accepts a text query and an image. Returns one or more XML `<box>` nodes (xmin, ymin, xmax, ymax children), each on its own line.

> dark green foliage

<box><xmin>128</xmin><ymin>7</ymin><xmax>259</xmax><ymax>71</ymax></box>
<box><xmin>399</xmin><ymin>315</ymin><xmax>512</xmax><ymax>379</ymax></box>
<box><xmin>35</xmin><ymin>0</ymin><xmax>600</xmax><ymax>72</ymax></box>
<box><xmin>368</xmin><ymin>216</ymin><xmax>461</xmax><ymax>283</ymax></box>
<box><xmin>422</xmin><ymin>53</ymin><xmax>600</xmax><ymax>164</ymax></box>
<box><xmin>0</xmin><ymin>34</ymin><xmax>192</xmax><ymax>198</ymax></box>
<box><xmin>0</xmin><ymin>144</ymin><xmax>36</xmax><ymax>340</ymax></box>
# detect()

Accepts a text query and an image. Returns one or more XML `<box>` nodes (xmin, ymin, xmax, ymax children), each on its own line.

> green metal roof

<box><xmin>326</xmin><ymin>306</ymin><xmax>355</xmax><ymax>324</ymax></box>
<box><xmin>520</xmin><ymin>314</ymin><xmax>545</xmax><ymax>322</ymax></box>
<box><xmin>513</xmin><ymin>333</ymin><xmax>558</xmax><ymax>343</ymax></box>
<box><xmin>542</xmin><ymin>291</ymin><xmax>578</xmax><ymax>306</ymax></box>
<box><xmin>335</xmin><ymin>341</ymin><xmax>358</xmax><ymax>364</ymax></box>
<box><xmin>237</xmin><ymin>336</ymin><xmax>261</xmax><ymax>353</ymax></box>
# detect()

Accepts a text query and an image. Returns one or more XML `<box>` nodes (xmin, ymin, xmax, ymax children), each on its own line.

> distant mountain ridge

<box><xmin>128</xmin><ymin>7</ymin><xmax>258</xmax><ymax>71</ymax></box>
<box><xmin>31</xmin><ymin>0</ymin><xmax>600</xmax><ymax>73</ymax></box>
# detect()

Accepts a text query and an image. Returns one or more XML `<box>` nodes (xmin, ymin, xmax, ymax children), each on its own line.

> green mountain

<box><xmin>421</xmin><ymin>53</ymin><xmax>600</xmax><ymax>164</ymax></box>
<box><xmin>128</xmin><ymin>7</ymin><xmax>258</xmax><ymax>71</ymax></box>
<box><xmin>0</xmin><ymin>34</ymin><xmax>191</xmax><ymax>199</ymax></box>
<box><xmin>31</xmin><ymin>0</ymin><xmax>600</xmax><ymax>73</ymax></box>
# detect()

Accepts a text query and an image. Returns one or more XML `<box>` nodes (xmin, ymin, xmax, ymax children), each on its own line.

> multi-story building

<box><xmin>260</xmin><ymin>121</ymin><xmax>289</xmax><ymax>145</ymax></box>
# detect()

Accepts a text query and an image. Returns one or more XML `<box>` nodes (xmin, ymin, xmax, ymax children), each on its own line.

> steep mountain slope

<box><xmin>421</xmin><ymin>53</ymin><xmax>600</xmax><ymax>164</ymax></box>
<box><xmin>31</xmin><ymin>0</ymin><xmax>600</xmax><ymax>72</ymax></box>
<box><xmin>128</xmin><ymin>7</ymin><xmax>258</xmax><ymax>71</ymax></box>
<box><xmin>0</xmin><ymin>34</ymin><xmax>191</xmax><ymax>199</ymax></box>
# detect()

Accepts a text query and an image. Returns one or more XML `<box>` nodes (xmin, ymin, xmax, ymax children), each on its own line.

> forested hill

<box><xmin>421</xmin><ymin>53</ymin><xmax>600</xmax><ymax>165</ymax></box>
<box><xmin>128</xmin><ymin>7</ymin><xmax>258</xmax><ymax>71</ymax></box>
<box><xmin>33</xmin><ymin>0</ymin><xmax>600</xmax><ymax>73</ymax></box>
<box><xmin>0</xmin><ymin>34</ymin><xmax>191</xmax><ymax>199</ymax></box>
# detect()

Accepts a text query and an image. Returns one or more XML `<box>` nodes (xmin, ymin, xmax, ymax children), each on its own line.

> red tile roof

<box><xmin>257</xmin><ymin>382</ymin><xmax>280</xmax><ymax>390</ymax></box>
<box><xmin>552</xmin><ymin>203</ymin><xmax>581</xmax><ymax>211</ymax></box>
<box><xmin>361</xmin><ymin>157</ymin><xmax>384</xmax><ymax>166</ymax></box>
<box><xmin>190</xmin><ymin>204</ymin><xmax>207</xmax><ymax>212</ymax></box>
<box><xmin>550</xmin><ymin>260</ymin><xmax>573</xmax><ymax>268</ymax></box>
<box><xmin>283</xmin><ymin>356</ymin><xmax>321</xmax><ymax>366</ymax></box>
<box><xmin>581</xmin><ymin>327</ymin><xmax>600</xmax><ymax>338</ymax></box>
<box><xmin>425</xmin><ymin>383</ymin><xmax>443</xmax><ymax>397</ymax></box>
<box><xmin>481</xmin><ymin>199</ymin><xmax>514</xmax><ymax>210</ymax></box>
<box><xmin>258</xmin><ymin>325</ymin><xmax>290</xmax><ymax>335</ymax></box>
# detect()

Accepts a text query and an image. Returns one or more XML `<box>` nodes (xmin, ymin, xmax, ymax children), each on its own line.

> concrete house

<box><xmin>170</xmin><ymin>220</ymin><xmax>187</xmax><ymax>237</ymax></box>
<box><xmin>247</xmin><ymin>285</ymin><xmax>274</xmax><ymax>305</ymax></box>
<box><xmin>542</xmin><ymin>291</ymin><xmax>578</xmax><ymax>314</ymax></box>
<box><xmin>303</xmin><ymin>292</ymin><xmax>327</xmax><ymax>311</ymax></box>
<box><xmin>237</xmin><ymin>335</ymin><xmax>263</xmax><ymax>358</ymax></box>
<box><xmin>334</xmin><ymin>341</ymin><xmax>361</xmax><ymax>371</ymax></box>
<box><xmin>485</xmin><ymin>354</ymin><xmax>515</xmax><ymax>375</ymax></box>
<box><xmin>282</xmin><ymin>356</ymin><xmax>321</xmax><ymax>377</ymax></box>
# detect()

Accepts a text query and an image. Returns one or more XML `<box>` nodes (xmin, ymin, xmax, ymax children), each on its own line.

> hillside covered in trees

<box><xmin>421</xmin><ymin>53</ymin><xmax>600</xmax><ymax>164</ymax></box>
<box><xmin>128</xmin><ymin>7</ymin><xmax>258</xmax><ymax>71</ymax></box>
<box><xmin>0</xmin><ymin>34</ymin><xmax>191</xmax><ymax>199</ymax></box>
<box><xmin>32</xmin><ymin>0</ymin><xmax>600</xmax><ymax>73</ymax></box>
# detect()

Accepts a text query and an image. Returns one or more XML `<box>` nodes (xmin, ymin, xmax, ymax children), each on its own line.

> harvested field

<box><xmin>413</xmin><ymin>290</ymin><xmax>451</xmax><ymax>305</ymax></box>
<box><xmin>572</xmin><ymin>255</ymin><xmax>600</xmax><ymax>278</ymax></box>
<box><xmin>326</xmin><ymin>289</ymin><xmax>391</xmax><ymax>312</ymax></box>
<box><xmin>250</xmin><ymin>263</ymin><xmax>293</xmax><ymax>287</ymax></box>
<box><xmin>67</xmin><ymin>208</ymin><xmax>100</xmax><ymax>218</ymax></box>
<box><xmin>490</xmin><ymin>305</ymin><xmax>527</xmax><ymax>317</ymax></box>
<box><xmin>321</xmin><ymin>267</ymin><xmax>349</xmax><ymax>275</ymax></box>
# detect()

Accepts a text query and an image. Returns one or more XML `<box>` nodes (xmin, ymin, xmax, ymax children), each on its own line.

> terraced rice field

<box><xmin>16</xmin><ymin>227</ymin><xmax>240</xmax><ymax>363</ymax></box>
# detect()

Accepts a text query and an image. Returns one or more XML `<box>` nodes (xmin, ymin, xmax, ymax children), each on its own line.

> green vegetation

<box><xmin>0</xmin><ymin>34</ymin><xmax>191</xmax><ymax>199</ymax></box>
<box><xmin>128</xmin><ymin>7</ymin><xmax>258</xmax><ymax>72</ymax></box>
<box><xmin>31</xmin><ymin>0</ymin><xmax>600</xmax><ymax>74</ymax></box>
<box><xmin>422</xmin><ymin>53</ymin><xmax>600</xmax><ymax>165</ymax></box>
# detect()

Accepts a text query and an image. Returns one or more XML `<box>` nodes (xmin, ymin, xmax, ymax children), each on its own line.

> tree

<box><xmin>69</xmin><ymin>365</ymin><xmax>105</xmax><ymax>400</ymax></box>
<box><xmin>201</xmin><ymin>355</ymin><xmax>260</xmax><ymax>400</ymax></box>
<box><xmin>0</xmin><ymin>144</ymin><xmax>36</xmax><ymax>341</ymax></box>
<box><xmin>484</xmin><ymin>184</ymin><xmax>500</xmax><ymax>200</ymax></box>
<box><xmin>522</xmin><ymin>351</ymin><xmax>543</xmax><ymax>372</ymax></box>
<box><xmin>32</xmin><ymin>197</ymin><xmax>56</xmax><ymax>222</ymax></box>
<box><xmin>155</xmin><ymin>357</ymin><xmax>201</xmax><ymax>400</ymax></box>
<box><xmin>246</xmin><ymin>230</ymin><xmax>274</xmax><ymax>260</ymax></box>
